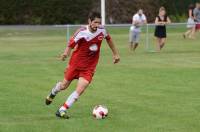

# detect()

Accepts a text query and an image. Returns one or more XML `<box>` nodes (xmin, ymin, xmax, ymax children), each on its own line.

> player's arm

<box><xmin>155</xmin><ymin>17</ymin><xmax>166</xmax><ymax>25</ymax></box>
<box><xmin>189</xmin><ymin>9</ymin><xmax>194</xmax><ymax>19</ymax></box>
<box><xmin>60</xmin><ymin>46</ymin><xmax>72</xmax><ymax>61</ymax></box>
<box><xmin>106</xmin><ymin>38</ymin><xmax>120</xmax><ymax>64</ymax></box>
<box><xmin>133</xmin><ymin>19</ymin><xmax>140</xmax><ymax>27</ymax></box>
<box><xmin>60</xmin><ymin>27</ymin><xmax>84</xmax><ymax>61</ymax></box>
<box><xmin>133</xmin><ymin>20</ymin><xmax>139</xmax><ymax>26</ymax></box>
<box><xmin>60</xmin><ymin>36</ymin><xmax>77</xmax><ymax>61</ymax></box>
<box><xmin>143</xmin><ymin>19</ymin><xmax>147</xmax><ymax>25</ymax></box>
<box><xmin>139</xmin><ymin>16</ymin><xmax>147</xmax><ymax>26</ymax></box>
<box><xmin>143</xmin><ymin>15</ymin><xmax>147</xmax><ymax>24</ymax></box>
<box><xmin>132</xmin><ymin>16</ymin><xmax>139</xmax><ymax>26</ymax></box>
<box><xmin>166</xmin><ymin>17</ymin><xmax>171</xmax><ymax>24</ymax></box>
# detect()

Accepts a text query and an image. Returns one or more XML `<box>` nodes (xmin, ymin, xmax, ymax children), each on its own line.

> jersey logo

<box><xmin>98</xmin><ymin>35</ymin><xmax>104</xmax><ymax>41</ymax></box>
<box><xmin>89</xmin><ymin>44</ymin><xmax>98</xmax><ymax>52</ymax></box>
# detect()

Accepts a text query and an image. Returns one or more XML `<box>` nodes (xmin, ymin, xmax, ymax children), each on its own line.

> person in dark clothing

<box><xmin>154</xmin><ymin>7</ymin><xmax>171</xmax><ymax>52</ymax></box>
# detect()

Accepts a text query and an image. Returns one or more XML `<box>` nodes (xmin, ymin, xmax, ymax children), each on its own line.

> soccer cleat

<box><xmin>55</xmin><ymin>110</ymin><xmax>70</xmax><ymax>119</ymax></box>
<box><xmin>45</xmin><ymin>93</ymin><xmax>55</xmax><ymax>105</ymax></box>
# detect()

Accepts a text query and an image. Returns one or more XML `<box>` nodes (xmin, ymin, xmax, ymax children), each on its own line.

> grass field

<box><xmin>0</xmin><ymin>26</ymin><xmax>200</xmax><ymax>132</ymax></box>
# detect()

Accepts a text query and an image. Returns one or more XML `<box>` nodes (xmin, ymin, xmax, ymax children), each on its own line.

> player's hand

<box><xmin>60</xmin><ymin>53</ymin><xmax>67</xmax><ymax>61</ymax></box>
<box><xmin>113</xmin><ymin>54</ymin><xmax>120</xmax><ymax>64</ymax></box>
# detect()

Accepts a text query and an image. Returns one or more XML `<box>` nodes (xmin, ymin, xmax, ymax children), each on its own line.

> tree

<box><xmin>0</xmin><ymin>0</ymin><xmax>199</xmax><ymax>24</ymax></box>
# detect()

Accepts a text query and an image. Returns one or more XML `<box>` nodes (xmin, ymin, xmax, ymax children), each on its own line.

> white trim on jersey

<box><xmin>73</xmin><ymin>25</ymin><xmax>109</xmax><ymax>43</ymax></box>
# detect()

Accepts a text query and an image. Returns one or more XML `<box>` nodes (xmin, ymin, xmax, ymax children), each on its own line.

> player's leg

<box><xmin>46</xmin><ymin>79</ymin><xmax>72</xmax><ymax>105</ymax></box>
<box><xmin>156</xmin><ymin>37</ymin><xmax>161</xmax><ymax>52</ymax></box>
<box><xmin>129</xmin><ymin>30</ymin><xmax>134</xmax><ymax>51</ymax></box>
<box><xmin>185</xmin><ymin>18</ymin><xmax>195</xmax><ymax>38</ymax></box>
<box><xmin>130</xmin><ymin>42</ymin><xmax>134</xmax><ymax>51</ymax></box>
<box><xmin>133</xmin><ymin>43</ymin><xmax>138</xmax><ymax>51</ymax></box>
<box><xmin>45</xmin><ymin>67</ymin><xmax>76</xmax><ymax>105</ymax></box>
<box><xmin>56</xmin><ymin>77</ymin><xmax>90</xmax><ymax>119</ymax></box>
<box><xmin>190</xmin><ymin>26</ymin><xmax>196</xmax><ymax>39</ymax></box>
<box><xmin>183</xmin><ymin>29</ymin><xmax>192</xmax><ymax>38</ymax></box>
<box><xmin>133</xmin><ymin>32</ymin><xmax>140</xmax><ymax>51</ymax></box>
<box><xmin>160</xmin><ymin>38</ymin><xmax>166</xmax><ymax>49</ymax></box>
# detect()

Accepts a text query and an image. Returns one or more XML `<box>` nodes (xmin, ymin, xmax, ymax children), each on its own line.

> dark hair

<box><xmin>88</xmin><ymin>11</ymin><xmax>101</xmax><ymax>21</ymax></box>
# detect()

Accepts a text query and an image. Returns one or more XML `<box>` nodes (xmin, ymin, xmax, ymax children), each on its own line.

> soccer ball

<box><xmin>92</xmin><ymin>105</ymin><xmax>108</xmax><ymax>119</ymax></box>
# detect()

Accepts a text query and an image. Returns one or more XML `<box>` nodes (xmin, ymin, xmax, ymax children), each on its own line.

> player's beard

<box><xmin>89</xmin><ymin>25</ymin><xmax>97</xmax><ymax>32</ymax></box>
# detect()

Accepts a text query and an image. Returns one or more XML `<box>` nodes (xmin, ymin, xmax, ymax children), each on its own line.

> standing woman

<box><xmin>154</xmin><ymin>7</ymin><xmax>171</xmax><ymax>52</ymax></box>
<box><xmin>183</xmin><ymin>4</ymin><xmax>195</xmax><ymax>39</ymax></box>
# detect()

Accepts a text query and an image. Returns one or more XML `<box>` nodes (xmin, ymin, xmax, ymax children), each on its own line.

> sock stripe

<box><xmin>63</xmin><ymin>103</ymin><xmax>69</xmax><ymax>109</ymax></box>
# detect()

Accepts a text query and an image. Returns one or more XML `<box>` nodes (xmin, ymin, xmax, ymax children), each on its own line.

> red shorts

<box><xmin>196</xmin><ymin>23</ymin><xmax>200</xmax><ymax>30</ymax></box>
<box><xmin>64</xmin><ymin>67</ymin><xmax>95</xmax><ymax>83</ymax></box>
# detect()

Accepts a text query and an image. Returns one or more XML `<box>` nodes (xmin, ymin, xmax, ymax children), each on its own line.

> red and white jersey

<box><xmin>67</xmin><ymin>25</ymin><xmax>111</xmax><ymax>70</ymax></box>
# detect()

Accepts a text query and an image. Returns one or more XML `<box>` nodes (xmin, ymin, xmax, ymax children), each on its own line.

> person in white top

<box><xmin>129</xmin><ymin>9</ymin><xmax>147</xmax><ymax>51</ymax></box>
<box><xmin>183</xmin><ymin>4</ymin><xmax>195</xmax><ymax>39</ymax></box>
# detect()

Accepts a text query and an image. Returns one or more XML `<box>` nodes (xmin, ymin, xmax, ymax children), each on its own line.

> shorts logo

<box><xmin>89</xmin><ymin>44</ymin><xmax>98</xmax><ymax>52</ymax></box>
<box><xmin>98</xmin><ymin>35</ymin><xmax>103</xmax><ymax>40</ymax></box>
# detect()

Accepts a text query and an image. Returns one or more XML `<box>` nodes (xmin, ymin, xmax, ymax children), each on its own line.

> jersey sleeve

<box><xmin>67</xmin><ymin>27</ymin><xmax>85</xmax><ymax>48</ymax></box>
<box><xmin>68</xmin><ymin>37</ymin><xmax>76</xmax><ymax>48</ymax></box>
<box><xmin>100</xmin><ymin>26</ymin><xmax>111</xmax><ymax>41</ymax></box>
<box><xmin>104</xmin><ymin>29</ymin><xmax>111</xmax><ymax>41</ymax></box>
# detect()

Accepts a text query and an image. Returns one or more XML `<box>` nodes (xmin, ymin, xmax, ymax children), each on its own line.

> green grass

<box><xmin>0</xmin><ymin>26</ymin><xmax>200</xmax><ymax>132</ymax></box>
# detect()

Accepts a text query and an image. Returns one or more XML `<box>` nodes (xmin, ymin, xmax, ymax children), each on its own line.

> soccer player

<box><xmin>129</xmin><ymin>9</ymin><xmax>147</xmax><ymax>51</ymax></box>
<box><xmin>45</xmin><ymin>11</ymin><xmax>120</xmax><ymax>119</ymax></box>
<box><xmin>154</xmin><ymin>7</ymin><xmax>171</xmax><ymax>52</ymax></box>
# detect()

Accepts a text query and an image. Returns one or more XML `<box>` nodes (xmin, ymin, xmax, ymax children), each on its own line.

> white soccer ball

<box><xmin>92</xmin><ymin>105</ymin><xmax>108</xmax><ymax>119</ymax></box>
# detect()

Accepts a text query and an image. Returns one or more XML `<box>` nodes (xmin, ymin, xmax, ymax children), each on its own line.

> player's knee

<box><xmin>76</xmin><ymin>85</ymin><xmax>88</xmax><ymax>95</ymax></box>
<box><xmin>60</xmin><ymin>82</ymin><xmax>67</xmax><ymax>90</ymax></box>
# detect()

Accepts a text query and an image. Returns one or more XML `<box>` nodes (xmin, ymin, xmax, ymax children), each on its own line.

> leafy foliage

<box><xmin>0</xmin><ymin>0</ymin><xmax>199</xmax><ymax>24</ymax></box>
